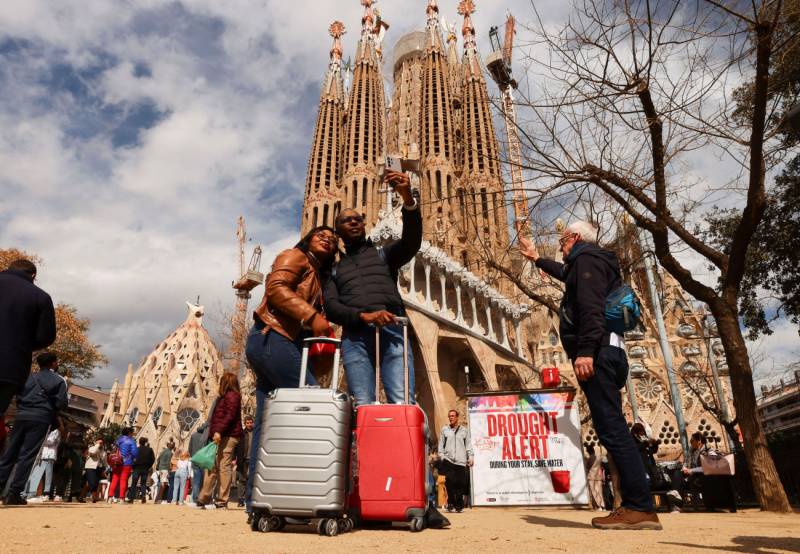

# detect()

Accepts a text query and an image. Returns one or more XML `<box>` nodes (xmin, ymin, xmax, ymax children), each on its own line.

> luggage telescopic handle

<box><xmin>299</xmin><ymin>337</ymin><xmax>342</xmax><ymax>390</ymax></box>
<box><xmin>373</xmin><ymin>316</ymin><xmax>410</xmax><ymax>404</ymax></box>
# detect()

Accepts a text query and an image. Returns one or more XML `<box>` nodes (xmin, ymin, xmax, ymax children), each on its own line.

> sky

<box><xmin>0</xmin><ymin>0</ymin><xmax>795</xmax><ymax>391</ymax></box>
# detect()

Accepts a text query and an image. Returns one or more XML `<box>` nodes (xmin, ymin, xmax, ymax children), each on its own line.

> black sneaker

<box><xmin>4</xmin><ymin>493</ymin><xmax>27</xmax><ymax>506</ymax></box>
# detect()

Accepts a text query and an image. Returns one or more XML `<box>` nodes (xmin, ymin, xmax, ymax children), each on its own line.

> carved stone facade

<box><xmin>298</xmin><ymin>1</ymin><xmax>734</xmax><ymax>452</ymax></box>
<box><xmin>101</xmin><ymin>302</ymin><xmax>224</xmax><ymax>453</ymax></box>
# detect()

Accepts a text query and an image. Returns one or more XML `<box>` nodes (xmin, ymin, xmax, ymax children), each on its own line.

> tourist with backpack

<box><xmin>108</xmin><ymin>427</ymin><xmax>137</xmax><ymax>503</ymax></box>
<box><xmin>519</xmin><ymin>221</ymin><xmax>660</xmax><ymax>530</ymax></box>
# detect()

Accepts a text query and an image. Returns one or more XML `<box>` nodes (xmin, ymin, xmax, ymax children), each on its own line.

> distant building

<box><xmin>65</xmin><ymin>383</ymin><xmax>109</xmax><ymax>427</ymax></box>
<box><xmin>758</xmin><ymin>369</ymin><xmax>800</xmax><ymax>435</ymax></box>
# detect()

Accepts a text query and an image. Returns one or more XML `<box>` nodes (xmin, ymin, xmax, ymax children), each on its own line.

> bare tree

<box><xmin>500</xmin><ymin>0</ymin><xmax>794</xmax><ymax>511</ymax></box>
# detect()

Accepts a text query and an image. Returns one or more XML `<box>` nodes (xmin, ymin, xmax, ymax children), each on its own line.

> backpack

<box><xmin>604</xmin><ymin>284</ymin><xmax>642</xmax><ymax>334</ymax></box>
<box><xmin>562</xmin><ymin>250</ymin><xmax>642</xmax><ymax>335</ymax></box>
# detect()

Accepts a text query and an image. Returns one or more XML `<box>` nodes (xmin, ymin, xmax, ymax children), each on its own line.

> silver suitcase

<box><xmin>250</xmin><ymin>336</ymin><xmax>353</xmax><ymax>536</ymax></box>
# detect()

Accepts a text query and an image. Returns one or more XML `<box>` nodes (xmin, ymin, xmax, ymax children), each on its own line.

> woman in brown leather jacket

<box><xmin>243</xmin><ymin>225</ymin><xmax>336</xmax><ymax>515</ymax></box>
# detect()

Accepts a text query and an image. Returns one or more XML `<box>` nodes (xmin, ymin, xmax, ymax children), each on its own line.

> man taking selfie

<box><xmin>324</xmin><ymin>169</ymin><xmax>422</xmax><ymax>406</ymax></box>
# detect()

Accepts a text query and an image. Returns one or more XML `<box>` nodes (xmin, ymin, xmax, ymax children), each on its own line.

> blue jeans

<box><xmin>191</xmin><ymin>463</ymin><xmax>204</xmax><ymax>503</ymax></box>
<box><xmin>342</xmin><ymin>323</ymin><xmax>415</xmax><ymax>406</ymax></box>
<box><xmin>245</xmin><ymin>325</ymin><xmax>317</xmax><ymax>389</ymax></box>
<box><xmin>580</xmin><ymin>345</ymin><xmax>654</xmax><ymax>512</ymax></box>
<box><xmin>26</xmin><ymin>459</ymin><xmax>54</xmax><ymax>498</ymax></box>
<box><xmin>244</xmin><ymin>323</ymin><xmax>315</xmax><ymax>512</ymax></box>
<box><xmin>172</xmin><ymin>473</ymin><xmax>188</xmax><ymax>504</ymax></box>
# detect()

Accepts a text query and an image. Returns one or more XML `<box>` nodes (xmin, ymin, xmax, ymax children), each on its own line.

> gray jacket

<box><xmin>438</xmin><ymin>424</ymin><xmax>473</xmax><ymax>466</ymax></box>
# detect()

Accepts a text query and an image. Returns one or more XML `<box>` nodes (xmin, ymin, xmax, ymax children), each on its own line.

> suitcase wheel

<box><xmin>256</xmin><ymin>516</ymin><xmax>271</xmax><ymax>533</ymax></box>
<box><xmin>409</xmin><ymin>516</ymin><xmax>425</xmax><ymax>533</ymax></box>
<box><xmin>318</xmin><ymin>518</ymin><xmax>339</xmax><ymax>537</ymax></box>
<box><xmin>337</xmin><ymin>518</ymin><xmax>353</xmax><ymax>533</ymax></box>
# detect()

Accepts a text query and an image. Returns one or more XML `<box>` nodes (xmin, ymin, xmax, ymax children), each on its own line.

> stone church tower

<box><xmin>101</xmin><ymin>302</ymin><xmax>224</xmax><ymax>453</ymax></box>
<box><xmin>297</xmin><ymin>0</ymin><xmax>734</xmax><ymax>455</ymax></box>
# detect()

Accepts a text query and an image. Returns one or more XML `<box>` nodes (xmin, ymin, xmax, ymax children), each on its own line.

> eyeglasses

<box><xmin>559</xmin><ymin>233</ymin><xmax>577</xmax><ymax>246</ymax></box>
<box><xmin>314</xmin><ymin>232</ymin><xmax>336</xmax><ymax>241</ymax></box>
<box><xmin>339</xmin><ymin>215</ymin><xmax>364</xmax><ymax>225</ymax></box>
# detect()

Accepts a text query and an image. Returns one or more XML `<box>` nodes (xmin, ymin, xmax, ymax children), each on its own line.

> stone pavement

<box><xmin>1</xmin><ymin>503</ymin><xmax>798</xmax><ymax>553</ymax></box>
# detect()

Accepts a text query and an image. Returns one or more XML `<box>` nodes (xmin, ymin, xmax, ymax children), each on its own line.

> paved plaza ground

<box><xmin>1</xmin><ymin>503</ymin><xmax>798</xmax><ymax>553</ymax></box>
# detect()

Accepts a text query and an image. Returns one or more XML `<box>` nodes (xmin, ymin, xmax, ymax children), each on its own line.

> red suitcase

<box><xmin>348</xmin><ymin>317</ymin><xmax>428</xmax><ymax>532</ymax></box>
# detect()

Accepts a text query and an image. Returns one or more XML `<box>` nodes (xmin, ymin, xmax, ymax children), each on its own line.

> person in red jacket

<box><xmin>197</xmin><ymin>372</ymin><xmax>242</xmax><ymax>509</ymax></box>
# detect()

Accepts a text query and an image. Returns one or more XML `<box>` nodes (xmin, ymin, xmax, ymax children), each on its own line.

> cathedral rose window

<box><xmin>176</xmin><ymin>408</ymin><xmax>201</xmax><ymax>433</ymax></box>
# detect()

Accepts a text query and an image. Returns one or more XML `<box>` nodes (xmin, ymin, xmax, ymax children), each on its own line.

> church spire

<box><xmin>301</xmin><ymin>21</ymin><xmax>348</xmax><ymax>234</ymax></box>
<box><xmin>458</xmin><ymin>0</ymin><xmax>509</xmax><ymax>266</ymax></box>
<box><xmin>343</xmin><ymin>0</ymin><xmax>387</xmax><ymax>229</ymax></box>
<box><xmin>419</xmin><ymin>0</ymin><xmax>457</xmax><ymax>245</ymax></box>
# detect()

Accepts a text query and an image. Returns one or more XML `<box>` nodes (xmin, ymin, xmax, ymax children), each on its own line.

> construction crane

<box><xmin>230</xmin><ymin>216</ymin><xmax>263</xmax><ymax>373</ymax></box>
<box><xmin>486</xmin><ymin>15</ymin><xmax>530</xmax><ymax>240</ymax></box>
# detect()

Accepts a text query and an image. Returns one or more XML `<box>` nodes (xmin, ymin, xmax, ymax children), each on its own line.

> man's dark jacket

<box><xmin>14</xmin><ymin>369</ymin><xmax>68</xmax><ymax>425</ymax></box>
<box><xmin>0</xmin><ymin>269</ymin><xmax>57</xmax><ymax>386</ymax></box>
<box><xmin>324</xmin><ymin>205</ymin><xmax>422</xmax><ymax>327</ymax></box>
<box><xmin>133</xmin><ymin>445</ymin><xmax>156</xmax><ymax>472</ymax></box>
<box><xmin>535</xmin><ymin>242</ymin><xmax>622</xmax><ymax>360</ymax></box>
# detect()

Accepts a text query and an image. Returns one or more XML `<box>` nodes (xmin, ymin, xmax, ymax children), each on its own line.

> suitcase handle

<box><xmin>299</xmin><ymin>337</ymin><xmax>342</xmax><ymax>390</ymax></box>
<box><xmin>374</xmin><ymin>316</ymin><xmax>411</xmax><ymax>404</ymax></box>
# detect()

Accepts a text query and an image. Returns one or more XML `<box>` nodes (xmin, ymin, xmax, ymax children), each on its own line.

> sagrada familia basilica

<box><xmin>103</xmin><ymin>0</ymin><xmax>735</xmax><ymax>460</ymax></box>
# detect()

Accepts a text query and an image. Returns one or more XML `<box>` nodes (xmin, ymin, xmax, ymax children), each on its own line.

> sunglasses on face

<box><xmin>339</xmin><ymin>215</ymin><xmax>364</xmax><ymax>225</ymax></box>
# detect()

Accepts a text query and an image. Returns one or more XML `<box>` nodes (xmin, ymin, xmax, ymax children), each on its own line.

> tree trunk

<box><xmin>712</xmin><ymin>301</ymin><xmax>791</xmax><ymax>512</ymax></box>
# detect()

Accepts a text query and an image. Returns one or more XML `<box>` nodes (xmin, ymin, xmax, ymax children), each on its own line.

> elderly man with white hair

<box><xmin>519</xmin><ymin>221</ymin><xmax>661</xmax><ymax>530</ymax></box>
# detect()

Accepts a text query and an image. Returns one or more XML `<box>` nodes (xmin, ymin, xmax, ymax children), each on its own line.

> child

<box><xmin>172</xmin><ymin>452</ymin><xmax>191</xmax><ymax>506</ymax></box>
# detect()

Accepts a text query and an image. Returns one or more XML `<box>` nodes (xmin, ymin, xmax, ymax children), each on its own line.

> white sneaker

<box><xmin>27</xmin><ymin>496</ymin><xmax>45</xmax><ymax>503</ymax></box>
<box><xmin>161</xmin><ymin>501</ymin><xmax>170</xmax><ymax>505</ymax></box>
<box><xmin>53</xmin><ymin>496</ymin><xmax>63</xmax><ymax>502</ymax></box>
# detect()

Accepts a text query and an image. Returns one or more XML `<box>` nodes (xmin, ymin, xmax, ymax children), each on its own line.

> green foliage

<box><xmin>89</xmin><ymin>423</ymin><xmax>125</xmax><ymax>447</ymax></box>
<box><xmin>705</xmin><ymin>155</ymin><xmax>800</xmax><ymax>339</ymax></box>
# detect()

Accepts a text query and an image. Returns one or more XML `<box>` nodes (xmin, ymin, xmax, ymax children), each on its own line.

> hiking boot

<box><xmin>591</xmin><ymin>508</ymin><xmax>662</xmax><ymax>530</ymax></box>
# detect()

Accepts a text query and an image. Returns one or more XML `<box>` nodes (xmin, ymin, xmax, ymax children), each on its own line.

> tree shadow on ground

<box><xmin>661</xmin><ymin>536</ymin><xmax>800</xmax><ymax>554</ymax></box>
<box><xmin>520</xmin><ymin>514</ymin><xmax>593</xmax><ymax>529</ymax></box>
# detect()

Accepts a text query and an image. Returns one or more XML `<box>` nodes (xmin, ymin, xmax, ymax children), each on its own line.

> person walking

<box><xmin>519</xmin><ymin>222</ymin><xmax>661</xmax><ymax>530</ymax></box>
<box><xmin>172</xmin><ymin>452</ymin><xmax>191</xmax><ymax>505</ymax></box>
<box><xmin>127</xmin><ymin>437</ymin><xmax>154</xmax><ymax>503</ymax></box>
<box><xmin>0</xmin><ymin>259</ymin><xmax>56</xmax><ymax>418</ymax></box>
<box><xmin>155</xmin><ymin>440</ymin><xmax>174</xmax><ymax>502</ymax></box>
<box><xmin>585</xmin><ymin>445</ymin><xmax>606</xmax><ymax>511</ymax></box>
<box><xmin>437</xmin><ymin>409</ymin><xmax>473</xmax><ymax>513</ymax></box>
<box><xmin>188</xmin><ymin>424</ymin><xmax>208</xmax><ymax>504</ymax></box>
<box><xmin>323</xmin><ymin>169</ymin><xmax>422</xmax><ymax>406</ymax></box>
<box><xmin>0</xmin><ymin>352</ymin><xmax>67</xmax><ymax>505</ymax></box>
<box><xmin>197</xmin><ymin>373</ymin><xmax>242</xmax><ymax>510</ymax></box>
<box><xmin>53</xmin><ymin>432</ymin><xmax>85</xmax><ymax>502</ymax></box>
<box><xmin>243</xmin><ymin>225</ymin><xmax>337</xmax><ymax>516</ymax></box>
<box><xmin>108</xmin><ymin>427</ymin><xmax>137</xmax><ymax>503</ymax></box>
<box><xmin>236</xmin><ymin>415</ymin><xmax>254</xmax><ymax>507</ymax></box>
<box><xmin>83</xmin><ymin>438</ymin><xmax>106</xmax><ymax>503</ymax></box>
<box><xmin>24</xmin><ymin>425</ymin><xmax>60</xmax><ymax>502</ymax></box>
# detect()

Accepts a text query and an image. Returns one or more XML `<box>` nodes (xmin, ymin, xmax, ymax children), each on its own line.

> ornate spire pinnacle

<box><xmin>361</xmin><ymin>0</ymin><xmax>375</xmax><ymax>36</ymax></box>
<box><xmin>458</xmin><ymin>0</ymin><xmax>476</xmax><ymax>51</ymax></box>
<box><xmin>329</xmin><ymin>21</ymin><xmax>346</xmax><ymax>63</ymax></box>
<box><xmin>426</xmin><ymin>0</ymin><xmax>439</xmax><ymax>25</ymax></box>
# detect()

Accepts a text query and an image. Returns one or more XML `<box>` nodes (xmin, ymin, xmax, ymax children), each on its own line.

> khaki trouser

<box><xmin>199</xmin><ymin>436</ymin><xmax>239</xmax><ymax>505</ymax></box>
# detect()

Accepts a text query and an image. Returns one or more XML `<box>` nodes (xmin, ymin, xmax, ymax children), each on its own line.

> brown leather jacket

<box><xmin>253</xmin><ymin>248</ymin><xmax>321</xmax><ymax>340</ymax></box>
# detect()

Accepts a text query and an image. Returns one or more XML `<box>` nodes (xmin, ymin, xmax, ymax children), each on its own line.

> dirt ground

<box><xmin>1</xmin><ymin>503</ymin><xmax>798</xmax><ymax>553</ymax></box>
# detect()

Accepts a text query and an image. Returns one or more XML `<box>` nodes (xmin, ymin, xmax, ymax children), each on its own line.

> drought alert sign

<box><xmin>468</xmin><ymin>390</ymin><xmax>588</xmax><ymax>506</ymax></box>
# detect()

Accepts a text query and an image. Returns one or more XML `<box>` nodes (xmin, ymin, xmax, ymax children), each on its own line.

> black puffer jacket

<box><xmin>536</xmin><ymin>242</ymin><xmax>622</xmax><ymax>360</ymax></box>
<box><xmin>324</xmin><ymin>205</ymin><xmax>422</xmax><ymax>327</ymax></box>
